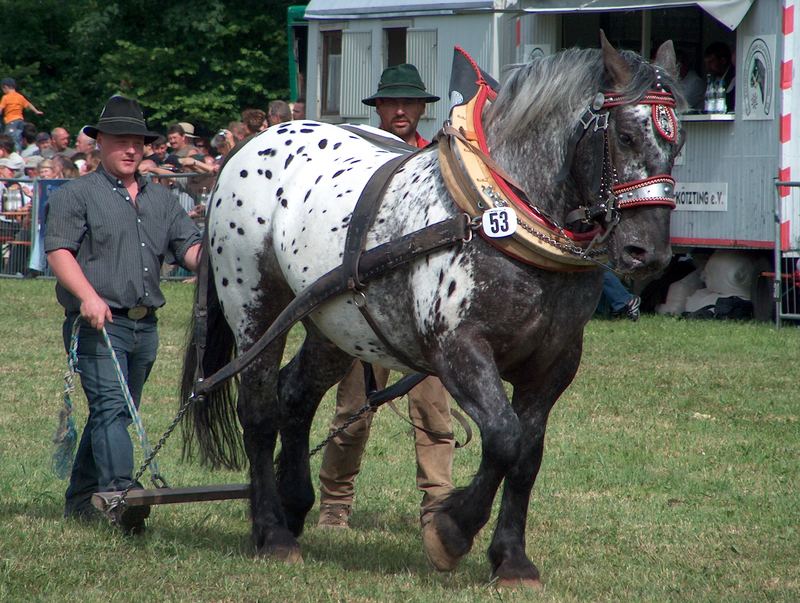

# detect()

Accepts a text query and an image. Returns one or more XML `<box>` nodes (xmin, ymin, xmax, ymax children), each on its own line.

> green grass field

<box><xmin>1</xmin><ymin>278</ymin><xmax>798</xmax><ymax>602</ymax></box>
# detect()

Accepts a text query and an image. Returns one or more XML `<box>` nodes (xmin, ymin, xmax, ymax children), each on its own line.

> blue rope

<box><xmin>98</xmin><ymin>322</ymin><xmax>163</xmax><ymax>481</ymax></box>
<box><xmin>51</xmin><ymin>316</ymin><xmax>165</xmax><ymax>484</ymax></box>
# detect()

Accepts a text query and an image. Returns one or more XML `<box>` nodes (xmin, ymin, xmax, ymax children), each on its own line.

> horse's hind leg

<box><xmin>275</xmin><ymin>322</ymin><xmax>354</xmax><ymax>537</ymax></box>
<box><xmin>488</xmin><ymin>345</ymin><xmax>583</xmax><ymax>587</ymax></box>
<box><xmin>237</xmin><ymin>338</ymin><xmax>302</xmax><ymax>560</ymax></box>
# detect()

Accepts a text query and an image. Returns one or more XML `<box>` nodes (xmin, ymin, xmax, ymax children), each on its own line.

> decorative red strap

<box><xmin>613</xmin><ymin>175</ymin><xmax>676</xmax><ymax>209</ymax></box>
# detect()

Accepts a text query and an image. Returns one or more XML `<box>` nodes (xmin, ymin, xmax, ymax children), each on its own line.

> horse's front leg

<box><xmin>424</xmin><ymin>332</ymin><xmax>522</xmax><ymax>571</ymax></box>
<box><xmin>488</xmin><ymin>343</ymin><xmax>584</xmax><ymax>587</ymax></box>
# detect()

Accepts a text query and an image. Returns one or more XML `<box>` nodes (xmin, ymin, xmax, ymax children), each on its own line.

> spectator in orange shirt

<box><xmin>0</xmin><ymin>78</ymin><xmax>43</xmax><ymax>151</ymax></box>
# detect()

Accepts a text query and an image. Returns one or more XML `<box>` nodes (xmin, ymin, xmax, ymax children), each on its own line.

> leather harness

<box><xmin>192</xmin><ymin>136</ymin><xmax>473</xmax><ymax>399</ymax></box>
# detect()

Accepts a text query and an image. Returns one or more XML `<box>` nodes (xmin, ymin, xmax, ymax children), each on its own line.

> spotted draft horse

<box><xmin>181</xmin><ymin>36</ymin><xmax>684</xmax><ymax>586</ymax></box>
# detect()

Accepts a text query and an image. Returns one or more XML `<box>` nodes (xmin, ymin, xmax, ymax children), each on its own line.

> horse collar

<box><xmin>439</xmin><ymin>46</ymin><xmax>608</xmax><ymax>271</ymax></box>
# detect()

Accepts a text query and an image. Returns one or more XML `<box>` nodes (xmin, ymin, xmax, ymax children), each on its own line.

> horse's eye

<box><xmin>618</xmin><ymin>132</ymin><xmax>634</xmax><ymax>146</ymax></box>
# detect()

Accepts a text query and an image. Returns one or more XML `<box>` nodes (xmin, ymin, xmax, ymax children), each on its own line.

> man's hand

<box><xmin>80</xmin><ymin>293</ymin><xmax>113</xmax><ymax>330</ymax></box>
<box><xmin>48</xmin><ymin>248</ymin><xmax>112</xmax><ymax>331</ymax></box>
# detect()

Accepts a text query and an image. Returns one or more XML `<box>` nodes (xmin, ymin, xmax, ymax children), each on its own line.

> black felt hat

<box><xmin>83</xmin><ymin>95</ymin><xmax>160</xmax><ymax>144</ymax></box>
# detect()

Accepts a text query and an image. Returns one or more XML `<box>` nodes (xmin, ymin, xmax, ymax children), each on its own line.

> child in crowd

<box><xmin>0</xmin><ymin>78</ymin><xmax>43</xmax><ymax>151</ymax></box>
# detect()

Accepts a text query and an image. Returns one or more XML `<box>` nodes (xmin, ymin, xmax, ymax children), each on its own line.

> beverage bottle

<box><xmin>703</xmin><ymin>75</ymin><xmax>713</xmax><ymax>113</ymax></box>
<box><xmin>200</xmin><ymin>187</ymin><xmax>209</xmax><ymax>206</ymax></box>
<box><xmin>716</xmin><ymin>80</ymin><xmax>728</xmax><ymax>113</ymax></box>
<box><xmin>6</xmin><ymin>188</ymin><xmax>21</xmax><ymax>210</ymax></box>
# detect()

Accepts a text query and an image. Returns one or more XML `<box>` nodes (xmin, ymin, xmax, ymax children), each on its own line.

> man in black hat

<box><xmin>317</xmin><ymin>64</ymin><xmax>455</xmax><ymax>531</ymax></box>
<box><xmin>45</xmin><ymin>95</ymin><xmax>202</xmax><ymax>533</ymax></box>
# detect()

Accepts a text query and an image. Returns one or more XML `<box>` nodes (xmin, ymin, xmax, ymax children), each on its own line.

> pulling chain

<box><xmin>105</xmin><ymin>392</ymin><xmax>197</xmax><ymax>521</ymax></box>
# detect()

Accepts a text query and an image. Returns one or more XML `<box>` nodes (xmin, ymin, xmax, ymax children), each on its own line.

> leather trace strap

<box><xmin>343</xmin><ymin>153</ymin><xmax>415</xmax><ymax>290</ymax></box>
<box><xmin>386</xmin><ymin>400</ymin><xmax>474</xmax><ymax>449</ymax></box>
<box><xmin>342</xmin><ymin>145</ymin><xmax>448</xmax><ymax>371</ymax></box>
<box><xmin>339</xmin><ymin>124</ymin><xmax>419</xmax><ymax>154</ymax></box>
<box><xmin>363</xmin><ymin>363</ymin><xmax>473</xmax><ymax>449</ymax></box>
<box><xmin>193</xmin><ymin>215</ymin><xmax>472</xmax><ymax>396</ymax></box>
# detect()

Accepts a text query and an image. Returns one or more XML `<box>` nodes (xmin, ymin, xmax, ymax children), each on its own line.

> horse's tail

<box><xmin>180</xmin><ymin>253</ymin><xmax>245</xmax><ymax>471</ymax></box>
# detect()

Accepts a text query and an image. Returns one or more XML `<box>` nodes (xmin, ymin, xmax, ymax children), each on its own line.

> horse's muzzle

<box><xmin>617</xmin><ymin>242</ymin><xmax>672</xmax><ymax>276</ymax></box>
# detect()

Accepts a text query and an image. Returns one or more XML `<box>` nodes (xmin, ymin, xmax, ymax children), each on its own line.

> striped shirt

<box><xmin>44</xmin><ymin>164</ymin><xmax>201</xmax><ymax>314</ymax></box>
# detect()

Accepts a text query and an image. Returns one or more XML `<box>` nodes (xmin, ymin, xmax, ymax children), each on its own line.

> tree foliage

<box><xmin>0</xmin><ymin>0</ymin><xmax>296</xmax><ymax>136</ymax></box>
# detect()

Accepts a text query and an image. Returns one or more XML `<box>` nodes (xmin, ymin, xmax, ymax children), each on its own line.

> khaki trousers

<box><xmin>318</xmin><ymin>360</ymin><xmax>454</xmax><ymax>518</ymax></box>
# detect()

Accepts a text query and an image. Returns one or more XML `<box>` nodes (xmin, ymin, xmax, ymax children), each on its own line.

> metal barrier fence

<box><xmin>773</xmin><ymin>181</ymin><xmax>800</xmax><ymax>327</ymax></box>
<box><xmin>0</xmin><ymin>172</ymin><xmax>204</xmax><ymax>280</ymax></box>
<box><xmin>0</xmin><ymin>177</ymin><xmax>64</xmax><ymax>277</ymax></box>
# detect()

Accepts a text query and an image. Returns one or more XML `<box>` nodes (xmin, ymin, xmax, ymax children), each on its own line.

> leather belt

<box><xmin>111</xmin><ymin>306</ymin><xmax>156</xmax><ymax>320</ymax></box>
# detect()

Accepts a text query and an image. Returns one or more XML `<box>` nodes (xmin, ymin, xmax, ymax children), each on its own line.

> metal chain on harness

<box><xmin>308</xmin><ymin>403</ymin><xmax>377</xmax><ymax>458</ymax></box>
<box><xmin>107</xmin><ymin>386</ymin><xmax>381</xmax><ymax>518</ymax></box>
<box><xmin>106</xmin><ymin>393</ymin><xmax>196</xmax><ymax>519</ymax></box>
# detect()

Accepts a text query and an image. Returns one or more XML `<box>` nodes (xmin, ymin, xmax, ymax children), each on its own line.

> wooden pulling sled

<box><xmin>92</xmin><ymin>483</ymin><xmax>250</xmax><ymax>513</ymax></box>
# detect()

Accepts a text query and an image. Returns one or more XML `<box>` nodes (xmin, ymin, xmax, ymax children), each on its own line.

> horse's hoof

<box><xmin>422</xmin><ymin>520</ymin><xmax>462</xmax><ymax>572</ymax></box>
<box><xmin>491</xmin><ymin>558</ymin><xmax>542</xmax><ymax>589</ymax></box>
<box><xmin>259</xmin><ymin>543</ymin><xmax>304</xmax><ymax>564</ymax></box>
<box><xmin>494</xmin><ymin>576</ymin><xmax>543</xmax><ymax>590</ymax></box>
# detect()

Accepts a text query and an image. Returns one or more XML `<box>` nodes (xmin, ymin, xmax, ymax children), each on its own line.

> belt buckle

<box><xmin>127</xmin><ymin>306</ymin><xmax>148</xmax><ymax>320</ymax></box>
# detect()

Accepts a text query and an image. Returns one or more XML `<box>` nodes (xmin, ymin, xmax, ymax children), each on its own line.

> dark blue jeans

<box><xmin>4</xmin><ymin>119</ymin><xmax>24</xmax><ymax>151</ymax></box>
<box><xmin>62</xmin><ymin>314</ymin><xmax>158</xmax><ymax>516</ymax></box>
<box><xmin>597</xmin><ymin>270</ymin><xmax>635</xmax><ymax>315</ymax></box>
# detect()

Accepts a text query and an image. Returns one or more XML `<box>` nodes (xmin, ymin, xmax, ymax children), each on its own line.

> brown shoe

<box><xmin>317</xmin><ymin>503</ymin><xmax>352</xmax><ymax>528</ymax></box>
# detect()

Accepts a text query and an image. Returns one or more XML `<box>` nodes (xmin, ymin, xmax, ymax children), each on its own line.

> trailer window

<box><xmin>321</xmin><ymin>30</ymin><xmax>342</xmax><ymax>116</ymax></box>
<box><xmin>385</xmin><ymin>27</ymin><xmax>407</xmax><ymax>66</ymax></box>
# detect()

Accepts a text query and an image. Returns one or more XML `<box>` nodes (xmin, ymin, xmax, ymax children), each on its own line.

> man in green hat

<box><xmin>362</xmin><ymin>63</ymin><xmax>440</xmax><ymax>148</ymax></box>
<box><xmin>317</xmin><ymin>64</ymin><xmax>455</xmax><ymax>531</ymax></box>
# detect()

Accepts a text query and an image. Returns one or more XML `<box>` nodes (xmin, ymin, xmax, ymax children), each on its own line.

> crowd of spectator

<box><xmin>0</xmin><ymin>94</ymin><xmax>305</xmax><ymax>275</ymax></box>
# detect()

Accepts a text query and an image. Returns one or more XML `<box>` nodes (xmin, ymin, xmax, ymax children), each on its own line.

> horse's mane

<box><xmin>487</xmin><ymin>47</ymin><xmax>685</xmax><ymax>146</ymax></box>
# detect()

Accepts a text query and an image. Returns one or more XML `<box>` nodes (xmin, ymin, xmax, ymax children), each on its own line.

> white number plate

<box><xmin>481</xmin><ymin>207</ymin><xmax>517</xmax><ymax>238</ymax></box>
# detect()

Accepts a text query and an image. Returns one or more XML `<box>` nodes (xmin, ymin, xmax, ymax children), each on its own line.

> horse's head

<box><xmin>576</xmin><ymin>33</ymin><xmax>684</xmax><ymax>276</ymax></box>
<box><xmin>485</xmin><ymin>33</ymin><xmax>684</xmax><ymax>277</ymax></box>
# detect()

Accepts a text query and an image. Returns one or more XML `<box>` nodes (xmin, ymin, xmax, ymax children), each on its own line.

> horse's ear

<box><xmin>600</xmin><ymin>29</ymin><xmax>631</xmax><ymax>88</ymax></box>
<box><xmin>654</xmin><ymin>40</ymin><xmax>678</xmax><ymax>78</ymax></box>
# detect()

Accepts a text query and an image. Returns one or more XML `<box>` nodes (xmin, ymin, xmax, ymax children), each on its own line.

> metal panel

<box><xmin>341</xmin><ymin>30</ymin><xmax>372</xmax><ymax>119</ymax></box>
<box><xmin>516</xmin><ymin>0</ymin><xmax>753</xmax><ymax>30</ymax></box>
<box><xmin>409</xmin><ymin>14</ymin><xmax>494</xmax><ymax>138</ymax></box>
<box><xmin>670</xmin><ymin>0</ymin><xmax>782</xmax><ymax>249</ymax></box>
<box><xmin>671</xmin><ymin>118</ymin><xmax>777</xmax><ymax>248</ymax></box>
<box><xmin>407</xmin><ymin>29</ymin><xmax>438</xmax><ymax>120</ymax></box>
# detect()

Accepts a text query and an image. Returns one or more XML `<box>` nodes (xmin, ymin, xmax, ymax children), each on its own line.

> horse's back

<box><xmin>207</xmin><ymin>121</ymin><xmax>408</xmax><ymax>346</ymax></box>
